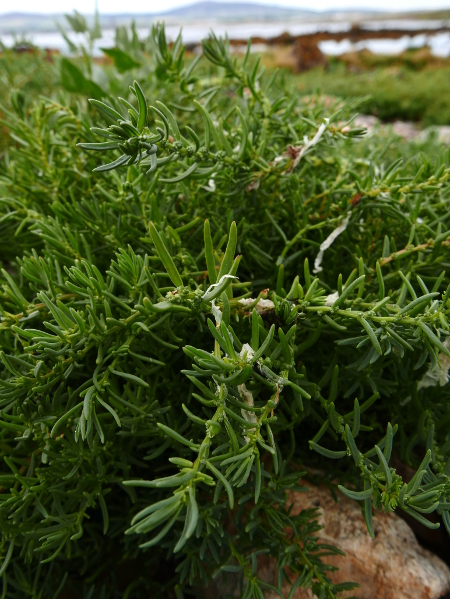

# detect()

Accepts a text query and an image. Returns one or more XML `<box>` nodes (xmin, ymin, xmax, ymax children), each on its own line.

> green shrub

<box><xmin>0</xmin><ymin>25</ymin><xmax>449</xmax><ymax>599</ymax></box>
<box><xmin>297</xmin><ymin>62</ymin><xmax>450</xmax><ymax>126</ymax></box>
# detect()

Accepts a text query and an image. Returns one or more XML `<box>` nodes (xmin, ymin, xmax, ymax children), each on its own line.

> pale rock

<box><xmin>263</xmin><ymin>484</ymin><xmax>450</xmax><ymax>599</ymax></box>
<box><xmin>391</xmin><ymin>120</ymin><xmax>420</xmax><ymax>141</ymax></box>
<box><xmin>420</xmin><ymin>126</ymin><xmax>450</xmax><ymax>145</ymax></box>
<box><xmin>349</xmin><ymin>116</ymin><xmax>450</xmax><ymax>145</ymax></box>
<box><xmin>207</xmin><ymin>484</ymin><xmax>450</xmax><ymax>599</ymax></box>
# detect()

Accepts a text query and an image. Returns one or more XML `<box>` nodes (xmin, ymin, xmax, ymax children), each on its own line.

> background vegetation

<box><xmin>297</xmin><ymin>56</ymin><xmax>450</xmax><ymax>126</ymax></box>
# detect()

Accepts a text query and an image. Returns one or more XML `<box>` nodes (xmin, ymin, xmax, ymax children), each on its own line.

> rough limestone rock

<box><xmin>262</xmin><ymin>484</ymin><xmax>450</xmax><ymax>599</ymax></box>
<box><xmin>206</xmin><ymin>483</ymin><xmax>450</xmax><ymax>599</ymax></box>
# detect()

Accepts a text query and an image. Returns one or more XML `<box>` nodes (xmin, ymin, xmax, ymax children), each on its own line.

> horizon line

<box><xmin>0</xmin><ymin>3</ymin><xmax>427</xmax><ymax>18</ymax></box>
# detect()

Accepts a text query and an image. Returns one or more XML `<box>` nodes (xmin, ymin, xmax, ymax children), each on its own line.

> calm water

<box><xmin>1</xmin><ymin>19</ymin><xmax>450</xmax><ymax>57</ymax></box>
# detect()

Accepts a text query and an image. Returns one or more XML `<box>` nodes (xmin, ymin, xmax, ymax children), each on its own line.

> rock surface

<box><xmin>292</xmin><ymin>38</ymin><xmax>328</xmax><ymax>72</ymax></box>
<box><xmin>353</xmin><ymin>115</ymin><xmax>450</xmax><ymax>144</ymax></box>
<box><xmin>207</xmin><ymin>483</ymin><xmax>450</xmax><ymax>599</ymax></box>
<box><xmin>262</xmin><ymin>484</ymin><xmax>450</xmax><ymax>599</ymax></box>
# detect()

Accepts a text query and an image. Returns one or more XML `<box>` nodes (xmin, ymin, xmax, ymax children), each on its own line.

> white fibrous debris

<box><xmin>211</xmin><ymin>301</ymin><xmax>222</xmax><ymax>325</ymax></box>
<box><xmin>203</xmin><ymin>274</ymin><xmax>238</xmax><ymax>298</ymax></box>
<box><xmin>255</xmin><ymin>299</ymin><xmax>275</xmax><ymax>312</ymax></box>
<box><xmin>203</xmin><ymin>178</ymin><xmax>216</xmax><ymax>192</ymax></box>
<box><xmin>401</xmin><ymin>339</ymin><xmax>450</xmax><ymax>405</ymax></box>
<box><xmin>313</xmin><ymin>211</ymin><xmax>352</xmax><ymax>274</ymax></box>
<box><xmin>238</xmin><ymin>382</ymin><xmax>257</xmax><ymax>441</ymax></box>
<box><xmin>238</xmin><ymin>299</ymin><xmax>254</xmax><ymax>307</ymax></box>
<box><xmin>325</xmin><ymin>291</ymin><xmax>339</xmax><ymax>306</ymax></box>
<box><xmin>305</xmin><ymin>119</ymin><xmax>329</xmax><ymax>151</ymax></box>
<box><xmin>203</xmin><ymin>274</ymin><xmax>239</xmax><ymax>325</ymax></box>
<box><xmin>246</xmin><ymin>178</ymin><xmax>260</xmax><ymax>192</ymax></box>
<box><xmin>283</xmin><ymin>119</ymin><xmax>330</xmax><ymax>173</ymax></box>
<box><xmin>239</xmin><ymin>343</ymin><xmax>255</xmax><ymax>362</ymax></box>
<box><xmin>238</xmin><ymin>298</ymin><xmax>275</xmax><ymax>313</ymax></box>
<box><xmin>419</xmin><ymin>339</ymin><xmax>450</xmax><ymax>390</ymax></box>
<box><xmin>417</xmin><ymin>217</ymin><xmax>424</xmax><ymax>224</ymax></box>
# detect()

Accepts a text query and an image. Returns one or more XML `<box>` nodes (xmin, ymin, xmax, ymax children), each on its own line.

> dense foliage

<box><xmin>297</xmin><ymin>58</ymin><xmax>450</xmax><ymax>126</ymax></box>
<box><xmin>0</xmin><ymin>20</ymin><xmax>450</xmax><ymax>599</ymax></box>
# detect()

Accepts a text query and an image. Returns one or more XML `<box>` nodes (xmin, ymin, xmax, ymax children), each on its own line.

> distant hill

<box><xmin>160</xmin><ymin>1</ymin><xmax>314</xmax><ymax>20</ymax></box>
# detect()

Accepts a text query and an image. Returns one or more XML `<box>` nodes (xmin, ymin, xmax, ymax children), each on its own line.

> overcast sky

<box><xmin>2</xmin><ymin>0</ymin><xmax>450</xmax><ymax>14</ymax></box>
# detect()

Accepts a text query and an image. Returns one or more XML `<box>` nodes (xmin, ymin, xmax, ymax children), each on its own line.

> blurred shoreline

<box><xmin>1</xmin><ymin>2</ymin><xmax>450</xmax><ymax>63</ymax></box>
<box><xmin>2</xmin><ymin>19</ymin><xmax>450</xmax><ymax>60</ymax></box>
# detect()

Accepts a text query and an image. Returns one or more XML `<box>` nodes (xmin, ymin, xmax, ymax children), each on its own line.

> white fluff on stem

<box><xmin>313</xmin><ymin>211</ymin><xmax>352</xmax><ymax>274</ymax></box>
<box><xmin>203</xmin><ymin>274</ymin><xmax>238</xmax><ymax>325</ymax></box>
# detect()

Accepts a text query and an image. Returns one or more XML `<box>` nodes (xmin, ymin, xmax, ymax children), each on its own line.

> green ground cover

<box><xmin>0</xmin><ymin>19</ymin><xmax>449</xmax><ymax>599</ymax></box>
<box><xmin>297</xmin><ymin>60</ymin><xmax>450</xmax><ymax>126</ymax></box>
